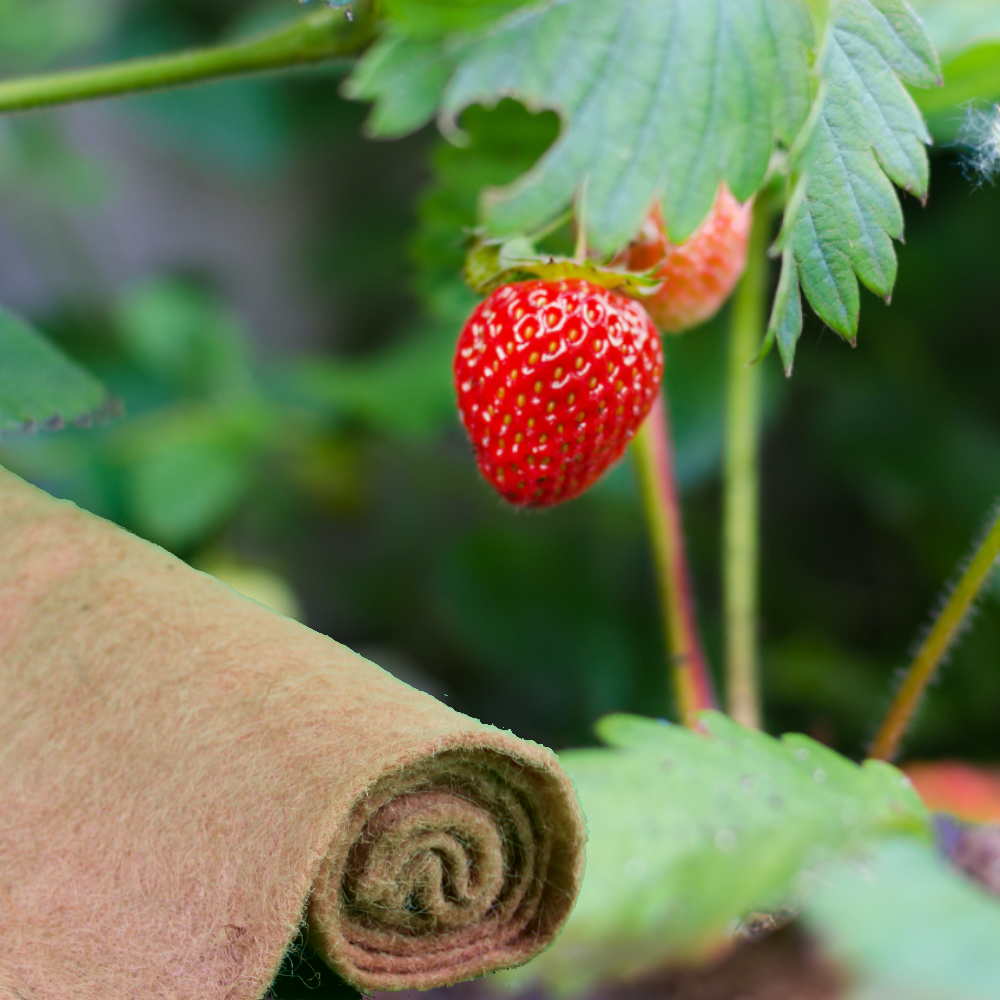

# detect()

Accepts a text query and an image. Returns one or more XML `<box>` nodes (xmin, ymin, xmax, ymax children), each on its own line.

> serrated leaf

<box><xmin>448</xmin><ymin>0</ymin><xmax>815</xmax><ymax>250</ymax></box>
<box><xmin>500</xmin><ymin>711</ymin><xmax>931</xmax><ymax>994</ymax></box>
<box><xmin>0</xmin><ymin>309</ymin><xmax>107</xmax><ymax>431</ymax></box>
<box><xmin>805</xmin><ymin>839</ymin><xmax>1000</xmax><ymax>1000</ymax></box>
<box><xmin>344</xmin><ymin>33</ymin><xmax>458</xmax><ymax>138</ymax></box>
<box><xmin>766</xmin><ymin>248</ymin><xmax>805</xmax><ymax>375</ymax></box>
<box><xmin>349</xmin><ymin>0</ymin><xmax>813</xmax><ymax>252</ymax></box>
<box><xmin>781</xmin><ymin>0</ymin><xmax>940</xmax><ymax>359</ymax></box>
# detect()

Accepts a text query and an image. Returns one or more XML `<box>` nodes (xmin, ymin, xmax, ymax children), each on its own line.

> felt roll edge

<box><xmin>307</xmin><ymin>731</ymin><xmax>587</xmax><ymax>991</ymax></box>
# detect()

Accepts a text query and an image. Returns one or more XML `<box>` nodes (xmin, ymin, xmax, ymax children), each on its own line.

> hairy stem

<box><xmin>723</xmin><ymin>201</ymin><xmax>770</xmax><ymax>729</ymax></box>
<box><xmin>634</xmin><ymin>389</ymin><xmax>717</xmax><ymax>726</ymax></box>
<box><xmin>869</xmin><ymin>507</ymin><xmax>1000</xmax><ymax>762</ymax></box>
<box><xmin>0</xmin><ymin>5</ymin><xmax>375</xmax><ymax>116</ymax></box>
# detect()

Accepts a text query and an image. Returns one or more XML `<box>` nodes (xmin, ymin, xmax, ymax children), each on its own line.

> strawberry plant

<box><xmin>3</xmin><ymin>0</ymin><xmax>1000</xmax><ymax>997</ymax></box>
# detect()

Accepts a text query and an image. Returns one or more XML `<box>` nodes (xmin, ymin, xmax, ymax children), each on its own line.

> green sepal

<box><xmin>463</xmin><ymin>233</ymin><xmax>663</xmax><ymax>297</ymax></box>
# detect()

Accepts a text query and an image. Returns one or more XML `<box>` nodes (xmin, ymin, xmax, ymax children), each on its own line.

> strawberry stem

<box><xmin>0</xmin><ymin>4</ymin><xmax>374</xmax><ymax>116</ymax></box>
<box><xmin>633</xmin><ymin>390</ymin><xmax>717</xmax><ymax>726</ymax></box>
<box><xmin>869</xmin><ymin>505</ymin><xmax>1000</xmax><ymax>762</ymax></box>
<box><xmin>723</xmin><ymin>199</ymin><xmax>771</xmax><ymax>729</ymax></box>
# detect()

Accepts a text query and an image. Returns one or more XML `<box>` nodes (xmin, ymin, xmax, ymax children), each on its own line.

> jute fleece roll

<box><xmin>0</xmin><ymin>469</ymin><xmax>585</xmax><ymax>1000</ymax></box>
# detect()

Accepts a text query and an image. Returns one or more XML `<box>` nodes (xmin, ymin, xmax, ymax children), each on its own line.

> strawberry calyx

<box><xmin>464</xmin><ymin>233</ymin><xmax>662</xmax><ymax>299</ymax></box>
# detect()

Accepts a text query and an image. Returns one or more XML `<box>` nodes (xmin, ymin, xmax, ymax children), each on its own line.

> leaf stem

<box><xmin>633</xmin><ymin>388</ymin><xmax>717</xmax><ymax>726</ymax></box>
<box><xmin>723</xmin><ymin>200</ymin><xmax>770</xmax><ymax>729</ymax></box>
<box><xmin>0</xmin><ymin>5</ymin><xmax>375</xmax><ymax>116</ymax></box>
<box><xmin>869</xmin><ymin>506</ymin><xmax>1000</xmax><ymax>762</ymax></box>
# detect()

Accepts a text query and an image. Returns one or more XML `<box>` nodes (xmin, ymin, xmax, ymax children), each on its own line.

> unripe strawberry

<box><xmin>621</xmin><ymin>186</ymin><xmax>752</xmax><ymax>333</ymax></box>
<box><xmin>454</xmin><ymin>279</ymin><xmax>663</xmax><ymax>507</ymax></box>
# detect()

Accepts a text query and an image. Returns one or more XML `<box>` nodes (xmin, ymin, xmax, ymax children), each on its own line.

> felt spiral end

<box><xmin>309</xmin><ymin>746</ymin><xmax>584</xmax><ymax>991</ymax></box>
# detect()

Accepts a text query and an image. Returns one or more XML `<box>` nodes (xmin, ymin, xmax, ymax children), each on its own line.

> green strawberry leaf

<box><xmin>381</xmin><ymin>0</ymin><xmax>539</xmax><ymax>39</ymax></box>
<box><xmin>0</xmin><ymin>309</ymin><xmax>109</xmax><ymax>432</ymax></box>
<box><xmin>805</xmin><ymin>839</ymin><xmax>1000</xmax><ymax>1000</ymax></box>
<box><xmin>501</xmin><ymin>711</ymin><xmax>931</xmax><ymax>994</ymax></box>
<box><xmin>351</xmin><ymin>0</ymin><xmax>942</xmax><ymax>373</ymax></box>
<box><xmin>442</xmin><ymin>0</ymin><xmax>816</xmax><ymax>250</ymax></box>
<box><xmin>348</xmin><ymin>0</ymin><xmax>815</xmax><ymax>251</ymax></box>
<box><xmin>345</xmin><ymin>33</ymin><xmax>458</xmax><ymax>138</ymax></box>
<box><xmin>760</xmin><ymin>246</ymin><xmax>805</xmax><ymax>374</ymax></box>
<box><xmin>773</xmin><ymin>0</ymin><xmax>941</xmax><ymax>362</ymax></box>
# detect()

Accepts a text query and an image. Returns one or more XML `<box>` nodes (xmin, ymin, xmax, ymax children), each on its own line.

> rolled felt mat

<box><xmin>0</xmin><ymin>468</ymin><xmax>585</xmax><ymax>1000</ymax></box>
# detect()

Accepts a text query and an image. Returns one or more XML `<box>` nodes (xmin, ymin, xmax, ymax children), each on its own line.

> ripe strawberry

<box><xmin>621</xmin><ymin>185</ymin><xmax>752</xmax><ymax>333</ymax></box>
<box><xmin>454</xmin><ymin>279</ymin><xmax>663</xmax><ymax>507</ymax></box>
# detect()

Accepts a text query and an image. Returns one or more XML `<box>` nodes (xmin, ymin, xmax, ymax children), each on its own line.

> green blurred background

<box><xmin>2</xmin><ymin>0</ymin><xmax>999</xmax><ymax>773</ymax></box>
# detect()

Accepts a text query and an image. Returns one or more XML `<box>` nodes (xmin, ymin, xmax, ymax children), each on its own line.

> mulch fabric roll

<box><xmin>0</xmin><ymin>469</ymin><xmax>585</xmax><ymax>1000</ymax></box>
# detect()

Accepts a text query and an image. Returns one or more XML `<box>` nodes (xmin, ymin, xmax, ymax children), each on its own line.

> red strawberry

<box><xmin>454</xmin><ymin>279</ymin><xmax>663</xmax><ymax>507</ymax></box>
<box><xmin>903</xmin><ymin>761</ymin><xmax>1000</xmax><ymax>825</ymax></box>
<box><xmin>621</xmin><ymin>185</ymin><xmax>752</xmax><ymax>333</ymax></box>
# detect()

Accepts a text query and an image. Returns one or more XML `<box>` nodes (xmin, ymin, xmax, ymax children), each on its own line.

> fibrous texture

<box><xmin>454</xmin><ymin>279</ymin><xmax>663</xmax><ymax>506</ymax></box>
<box><xmin>0</xmin><ymin>469</ymin><xmax>585</xmax><ymax>1000</ymax></box>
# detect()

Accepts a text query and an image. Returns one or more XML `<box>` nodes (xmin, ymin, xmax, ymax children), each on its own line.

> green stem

<box><xmin>723</xmin><ymin>200</ymin><xmax>770</xmax><ymax>730</ymax></box>
<box><xmin>634</xmin><ymin>389</ymin><xmax>718</xmax><ymax>727</ymax></box>
<box><xmin>869</xmin><ymin>507</ymin><xmax>1000</xmax><ymax>762</ymax></box>
<box><xmin>0</xmin><ymin>5</ymin><xmax>375</xmax><ymax>116</ymax></box>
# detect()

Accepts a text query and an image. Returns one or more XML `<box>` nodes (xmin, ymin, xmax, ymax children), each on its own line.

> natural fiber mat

<box><xmin>0</xmin><ymin>469</ymin><xmax>585</xmax><ymax>1000</ymax></box>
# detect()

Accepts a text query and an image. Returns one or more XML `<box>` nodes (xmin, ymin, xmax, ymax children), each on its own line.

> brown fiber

<box><xmin>0</xmin><ymin>469</ymin><xmax>585</xmax><ymax>999</ymax></box>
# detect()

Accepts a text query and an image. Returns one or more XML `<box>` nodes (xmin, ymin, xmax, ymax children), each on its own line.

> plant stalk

<box><xmin>0</xmin><ymin>5</ymin><xmax>375</xmax><ymax>116</ymax></box>
<box><xmin>723</xmin><ymin>201</ymin><xmax>770</xmax><ymax>729</ymax></box>
<box><xmin>869</xmin><ymin>507</ymin><xmax>1000</xmax><ymax>762</ymax></box>
<box><xmin>634</xmin><ymin>389</ymin><xmax>717</xmax><ymax>726</ymax></box>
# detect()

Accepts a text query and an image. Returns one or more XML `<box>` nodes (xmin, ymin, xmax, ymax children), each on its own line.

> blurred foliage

<box><xmin>0</xmin><ymin>0</ymin><xmax>117</xmax><ymax>69</ymax></box>
<box><xmin>0</xmin><ymin>308</ymin><xmax>108</xmax><ymax>429</ymax></box>
<box><xmin>107</xmin><ymin>3</ymin><xmax>301</xmax><ymax>180</ymax></box>
<box><xmin>2</xmin><ymin>1</ymin><xmax>1000</xmax><ymax>996</ymax></box>
<box><xmin>503</xmin><ymin>712</ymin><xmax>930</xmax><ymax>994</ymax></box>
<box><xmin>805</xmin><ymin>839</ymin><xmax>1000</xmax><ymax>999</ymax></box>
<box><xmin>196</xmin><ymin>554</ymin><xmax>304</xmax><ymax>620</ymax></box>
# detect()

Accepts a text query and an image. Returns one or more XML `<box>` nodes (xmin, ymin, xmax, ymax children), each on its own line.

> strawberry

<box><xmin>903</xmin><ymin>761</ymin><xmax>1000</xmax><ymax>825</ymax></box>
<box><xmin>454</xmin><ymin>279</ymin><xmax>663</xmax><ymax>507</ymax></box>
<box><xmin>621</xmin><ymin>185</ymin><xmax>752</xmax><ymax>333</ymax></box>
